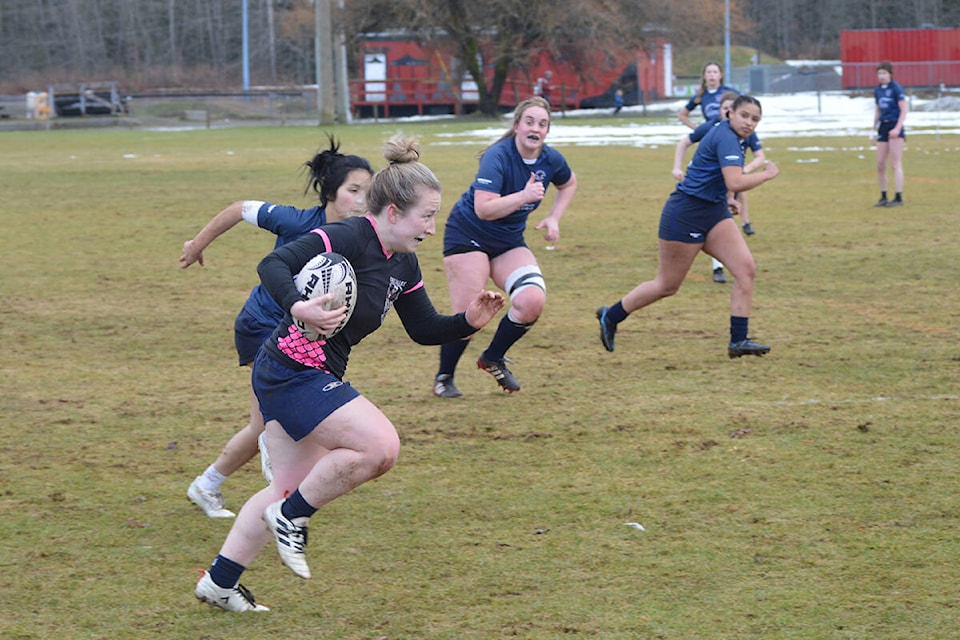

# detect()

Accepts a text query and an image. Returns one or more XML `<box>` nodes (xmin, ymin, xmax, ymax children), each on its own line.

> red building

<box><xmin>351</xmin><ymin>33</ymin><xmax>671</xmax><ymax>118</ymax></box>
<box><xmin>840</xmin><ymin>28</ymin><xmax>960</xmax><ymax>89</ymax></box>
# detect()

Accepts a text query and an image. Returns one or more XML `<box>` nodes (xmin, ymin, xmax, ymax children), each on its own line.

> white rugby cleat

<box><xmin>195</xmin><ymin>570</ymin><xmax>269</xmax><ymax>612</ymax></box>
<box><xmin>263</xmin><ymin>501</ymin><xmax>311</xmax><ymax>579</ymax></box>
<box><xmin>187</xmin><ymin>477</ymin><xmax>235</xmax><ymax>518</ymax></box>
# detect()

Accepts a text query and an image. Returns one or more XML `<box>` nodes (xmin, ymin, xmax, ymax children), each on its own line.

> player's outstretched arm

<box><xmin>465</xmin><ymin>290</ymin><xmax>506</xmax><ymax>329</ymax></box>
<box><xmin>179</xmin><ymin>200</ymin><xmax>249</xmax><ymax>268</ymax></box>
<box><xmin>394</xmin><ymin>288</ymin><xmax>504</xmax><ymax>346</ymax></box>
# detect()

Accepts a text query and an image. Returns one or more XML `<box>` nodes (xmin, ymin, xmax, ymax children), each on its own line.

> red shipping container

<box><xmin>841</xmin><ymin>29</ymin><xmax>960</xmax><ymax>88</ymax></box>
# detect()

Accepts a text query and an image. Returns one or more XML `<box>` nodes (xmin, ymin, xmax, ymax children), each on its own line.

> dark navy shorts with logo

<box><xmin>442</xmin><ymin>219</ymin><xmax>525</xmax><ymax>259</ymax></box>
<box><xmin>658</xmin><ymin>190</ymin><xmax>732</xmax><ymax>244</ymax></box>
<box><xmin>252</xmin><ymin>350</ymin><xmax>360</xmax><ymax>441</ymax></box>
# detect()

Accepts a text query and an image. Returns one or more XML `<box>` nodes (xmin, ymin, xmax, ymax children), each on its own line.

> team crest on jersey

<box><xmin>381</xmin><ymin>276</ymin><xmax>407</xmax><ymax>322</ymax></box>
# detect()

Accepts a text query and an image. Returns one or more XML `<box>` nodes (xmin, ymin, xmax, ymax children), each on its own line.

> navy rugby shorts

<box><xmin>234</xmin><ymin>306</ymin><xmax>276</xmax><ymax>366</ymax></box>
<box><xmin>443</xmin><ymin>219</ymin><xmax>525</xmax><ymax>259</ymax></box>
<box><xmin>252</xmin><ymin>350</ymin><xmax>360</xmax><ymax>441</ymax></box>
<box><xmin>658</xmin><ymin>191</ymin><xmax>732</xmax><ymax>243</ymax></box>
<box><xmin>877</xmin><ymin>120</ymin><xmax>905</xmax><ymax>142</ymax></box>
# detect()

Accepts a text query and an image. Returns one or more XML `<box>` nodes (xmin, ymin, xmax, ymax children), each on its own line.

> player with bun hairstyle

<box><xmin>597</xmin><ymin>95</ymin><xmax>779</xmax><ymax>359</ymax></box>
<box><xmin>433</xmin><ymin>96</ymin><xmax>578</xmax><ymax>398</ymax></box>
<box><xmin>194</xmin><ymin>135</ymin><xmax>505</xmax><ymax>612</ymax></box>
<box><xmin>180</xmin><ymin>134</ymin><xmax>373</xmax><ymax>518</ymax></box>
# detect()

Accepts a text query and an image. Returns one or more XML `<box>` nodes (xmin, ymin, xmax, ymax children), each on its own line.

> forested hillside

<box><xmin>0</xmin><ymin>0</ymin><xmax>955</xmax><ymax>92</ymax></box>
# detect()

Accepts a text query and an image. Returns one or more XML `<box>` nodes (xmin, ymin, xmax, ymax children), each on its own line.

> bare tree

<box><xmin>1</xmin><ymin>0</ymin><xmax>958</xmax><ymax>94</ymax></box>
<box><xmin>340</xmin><ymin>0</ymin><xmax>646</xmax><ymax>115</ymax></box>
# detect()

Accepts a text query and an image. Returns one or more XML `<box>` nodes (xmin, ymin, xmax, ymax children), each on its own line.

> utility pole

<box><xmin>315</xmin><ymin>0</ymin><xmax>335</xmax><ymax>124</ymax></box>
<box><xmin>242</xmin><ymin>0</ymin><xmax>250</xmax><ymax>92</ymax></box>
<box><xmin>724</xmin><ymin>0</ymin><xmax>731</xmax><ymax>84</ymax></box>
<box><xmin>335</xmin><ymin>0</ymin><xmax>351</xmax><ymax>123</ymax></box>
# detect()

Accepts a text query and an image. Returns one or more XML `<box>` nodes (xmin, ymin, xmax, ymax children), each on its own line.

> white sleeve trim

<box><xmin>241</xmin><ymin>200</ymin><xmax>266</xmax><ymax>225</ymax></box>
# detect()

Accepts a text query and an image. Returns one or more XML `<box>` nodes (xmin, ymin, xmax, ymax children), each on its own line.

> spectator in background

<box><xmin>534</xmin><ymin>70</ymin><xmax>553</xmax><ymax>106</ymax></box>
<box><xmin>612</xmin><ymin>88</ymin><xmax>624</xmax><ymax>115</ymax></box>
<box><xmin>873</xmin><ymin>61</ymin><xmax>907</xmax><ymax>207</ymax></box>
<box><xmin>677</xmin><ymin>61</ymin><xmax>737</xmax><ymax>129</ymax></box>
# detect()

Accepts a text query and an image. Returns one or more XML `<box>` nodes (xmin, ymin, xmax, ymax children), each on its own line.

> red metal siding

<box><xmin>352</xmin><ymin>35</ymin><xmax>668</xmax><ymax>117</ymax></box>
<box><xmin>841</xmin><ymin>29</ymin><xmax>960</xmax><ymax>88</ymax></box>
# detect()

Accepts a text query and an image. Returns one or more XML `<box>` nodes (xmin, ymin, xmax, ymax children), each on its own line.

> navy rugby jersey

<box><xmin>677</xmin><ymin>120</ymin><xmax>745</xmax><ymax>204</ymax></box>
<box><xmin>875</xmin><ymin>80</ymin><xmax>906</xmax><ymax>123</ymax></box>
<box><xmin>258</xmin><ymin>215</ymin><xmax>475</xmax><ymax>379</ymax></box>
<box><xmin>689</xmin><ymin>118</ymin><xmax>761</xmax><ymax>154</ymax></box>
<box><xmin>684</xmin><ymin>85</ymin><xmax>738</xmax><ymax>121</ymax></box>
<box><xmin>240</xmin><ymin>202</ymin><xmax>328</xmax><ymax>328</ymax></box>
<box><xmin>446</xmin><ymin>136</ymin><xmax>572</xmax><ymax>245</ymax></box>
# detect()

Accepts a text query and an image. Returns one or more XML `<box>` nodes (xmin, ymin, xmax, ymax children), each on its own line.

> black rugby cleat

<box><xmin>728</xmin><ymin>339</ymin><xmax>771</xmax><ymax>359</ymax></box>
<box><xmin>596</xmin><ymin>306</ymin><xmax>617</xmax><ymax>352</ymax></box>
<box><xmin>433</xmin><ymin>374</ymin><xmax>464</xmax><ymax>399</ymax></box>
<box><xmin>477</xmin><ymin>354</ymin><xmax>521</xmax><ymax>393</ymax></box>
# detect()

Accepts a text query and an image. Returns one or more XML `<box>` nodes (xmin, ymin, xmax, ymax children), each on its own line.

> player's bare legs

<box><xmin>705</xmin><ymin>218</ymin><xmax>768</xmax><ymax>357</ymax></box>
<box><xmin>704</xmin><ymin>218</ymin><xmax>754</xmax><ymax>318</ymax></box>
<box><xmin>214</xmin><ymin>385</ymin><xmax>265</xmax><ymax>476</ymax></box>
<box><xmin>478</xmin><ymin>246</ymin><xmax>546</xmax><ymax>392</ymax></box>
<box><xmin>876</xmin><ymin>140</ymin><xmax>890</xmax><ymax>195</ymax></box>
<box><xmin>489</xmin><ymin>246</ymin><xmax>545</xmax><ymax>324</ymax></box>
<box><xmin>620</xmin><ymin>239</ymin><xmax>701</xmax><ymax>313</ymax></box>
<box><xmin>444</xmin><ymin>251</ymin><xmax>490</xmax><ymax>313</ymax></box>
<box><xmin>188</xmin><ymin>379</ymin><xmax>264</xmax><ymax>518</ymax></box>
<box><xmin>220</xmin><ymin>398</ymin><xmax>399</xmax><ymax>576</ymax></box>
<box><xmin>888</xmin><ymin>136</ymin><xmax>905</xmax><ymax>194</ymax></box>
<box><xmin>434</xmin><ymin>251</ymin><xmax>490</xmax><ymax>397</ymax></box>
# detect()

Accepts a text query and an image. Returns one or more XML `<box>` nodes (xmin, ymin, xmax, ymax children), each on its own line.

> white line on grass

<box><xmin>771</xmin><ymin>394</ymin><xmax>958</xmax><ymax>406</ymax></box>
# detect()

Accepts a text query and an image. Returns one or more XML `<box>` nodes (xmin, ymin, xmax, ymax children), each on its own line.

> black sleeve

<box><xmin>393</xmin><ymin>285</ymin><xmax>478</xmax><ymax>345</ymax></box>
<box><xmin>257</xmin><ymin>233</ymin><xmax>328</xmax><ymax>312</ymax></box>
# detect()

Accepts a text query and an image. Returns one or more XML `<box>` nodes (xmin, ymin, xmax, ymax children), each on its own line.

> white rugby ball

<box><xmin>292</xmin><ymin>252</ymin><xmax>357</xmax><ymax>341</ymax></box>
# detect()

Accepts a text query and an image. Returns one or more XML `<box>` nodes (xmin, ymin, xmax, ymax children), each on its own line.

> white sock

<box><xmin>712</xmin><ymin>257</ymin><xmax>724</xmax><ymax>270</ymax></box>
<box><xmin>198</xmin><ymin>465</ymin><xmax>228</xmax><ymax>492</ymax></box>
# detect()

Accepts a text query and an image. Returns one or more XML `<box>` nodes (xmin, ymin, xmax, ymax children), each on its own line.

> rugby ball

<box><xmin>292</xmin><ymin>252</ymin><xmax>357</xmax><ymax>341</ymax></box>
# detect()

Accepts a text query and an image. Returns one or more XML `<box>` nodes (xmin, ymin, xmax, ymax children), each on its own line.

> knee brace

<box><xmin>504</xmin><ymin>265</ymin><xmax>546</xmax><ymax>303</ymax></box>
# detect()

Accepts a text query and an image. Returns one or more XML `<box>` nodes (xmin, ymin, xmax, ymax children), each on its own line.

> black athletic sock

<box><xmin>605</xmin><ymin>301</ymin><xmax>629</xmax><ymax>326</ymax></box>
<box><xmin>730</xmin><ymin>316</ymin><xmax>749</xmax><ymax>343</ymax></box>
<box><xmin>209</xmin><ymin>554</ymin><xmax>245</xmax><ymax>588</ymax></box>
<box><xmin>282</xmin><ymin>489</ymin><xmax>317</xmax><ymax>520</ymax></box>
<box><xmin>482</xmin><ymin>315</ymin><xmax>530</xmax><ymax>362</ymax></box>
<box><xmin>437</xmin><ymin>339</ymin><xmax>470</xmax><ymax>378</ymax></box>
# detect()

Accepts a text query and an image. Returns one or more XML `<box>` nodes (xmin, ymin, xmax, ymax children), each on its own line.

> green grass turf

<box><xmin>0</xmin><ymin>117</ymin><xmax>957</xmax><ymax>639</ymax></box>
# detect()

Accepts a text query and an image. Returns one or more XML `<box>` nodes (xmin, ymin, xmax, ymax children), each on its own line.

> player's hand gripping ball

<box><xmin>293</xmin><ymin>252</ymin><xmax>357</xmax><ymax>341</ymax></box>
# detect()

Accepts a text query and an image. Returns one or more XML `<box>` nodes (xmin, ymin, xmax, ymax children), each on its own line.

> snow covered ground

<box><xmin>433</xmin><ymin>92</ymin><xmax>960</xmax><ymax>148</ymax></box>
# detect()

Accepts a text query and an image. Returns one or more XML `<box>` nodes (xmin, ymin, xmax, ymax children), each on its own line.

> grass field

<box><xmin>0</xmin><ymin>114</ymin><xmax>958</xmax><ymax>639</ymax></box>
